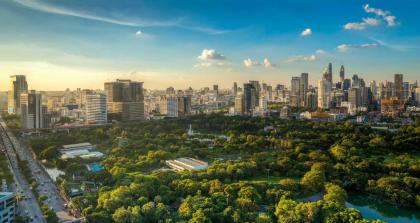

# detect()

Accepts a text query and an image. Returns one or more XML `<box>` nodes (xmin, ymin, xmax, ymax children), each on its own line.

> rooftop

<box><xmin>62</xmin><ymin>142</ymin><xmax>93</xmax><ymax>149</ymax></box>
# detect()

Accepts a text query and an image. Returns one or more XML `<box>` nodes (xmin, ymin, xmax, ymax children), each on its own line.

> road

<box><xmin>0</xmin><ymin>117</ymin><xmax>78</xmax><ymax>223</ymax></box>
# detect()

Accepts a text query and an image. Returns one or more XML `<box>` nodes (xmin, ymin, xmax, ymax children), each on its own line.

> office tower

<box><xmin>243</xmin><ymin>83</ymin><xmax>256</xmax><ymax>114</ymax></box>
<box><xmin>348</xmin><ymin>88</ymin><xmax>361</xmax><ymax>108</ymax></box>
<box><xmin>377</xmin><ymin>82</ymin><xmax>385</xmax><ymax>99</ymax></box>
<box><xmin>330</xmin><ymin>89</ymin><xmax>344</xmax><ymax>108</ymax></box>
<box><xmin>351</xmin><ymin>75</ymin><xmax>360</xmax><ymax>88</ymax></box>
<box><xmin>20</xmin><ymin>90</ymin><xmax>45</xmax><ymax>129</ymax></box>
<box><xmin>403</xmin><ymin>82</ymin><xmax>409</xmax><ymax>100</ymax></box>
<box><xmin>369</xmin><ymin>81</ymin><xmax>377</xmax><ymax>99</ymax></box>
<box><xmin>233</xmin><ymin>82</ymin><xmax>238</xmax><ymax>96</ymax></box>
<box><xmin>8</xmin><ymin>75</ymin><xmax>28</xmax><ymax>114</ymax></box>
<box><xmin>266</xmin><ymin>85</ymin><xmax>273</xmax><ymax>102</ymax></box>
<box><xmin>342</xmin><ymin>79</ymin><xmax>351</xmax><ymax>91</ymax></box>
<box><xmin>339</xmin><ymin>65</ymin><xmax>345</xmax><ymax>83</ymax></box>
<box><xmin>177</xmin><ymin>95</ymin><xmax>192</xmax><ymax>117</ymax></box>
<box><xmin>166</xmin><ymin>86</ymin><xmax>175</xmax><ymax>95</ymax></box>
<box><xmin>259</xmin><ymin>95</ymin><xmax>267</xmax><ymax>114</ymax></box>
<box><xmin>300</xmin><ymin>73</ymin><xmax>308</xmax><ymax>106</ymax></box>
<box><xmin>104</xmin><ymin>79</ymin><xmax>144</xmax><ymax>121</ymax></box>
<box><xmin>317</xmin><ymin>79</ymin><xmax>331</xmax><ymax>109</ymax></box>
<box><xmin>249</xmin><ymin>81</ymin><xmax>260</xmax><ymax>106</ymax></box>
<box><xmin>213</xmin><ymin>84</ymin><xmax>219</xmax><ymax>94</ymax></box>
<box><xmin>291</xmin><ymin>76</ymin><xmax>301</xmax><ymax>107</ymax></box>
<box><xmin>234</xmin><ymin>94</ymin><xmax>244</xmax><ymax>115</ymax></box>
<box><xmin>159</xmin><ymin>95</ymin><xmax>178</xmax><ymax>117</ymax></box>
<box><xmin>305</xmin><ymin>90</ymin><xmax>317</xmax><ymax>110</ymax></box>
<box><xmin>394</xmin><ymin>74</ymin><xmax>403</xmax><ymax>99</ymax></box>
<box><xmin>322</xmin><ymin>63</ymin><xmax>332</xmax><ymax>84</ymax></box>
<box><xmin>86</xmin><ymin>93</ymin><xmax>107</xmax><ymax>124</ymax></box>
<box><xmin>385</xmin><ymin>81</ymin><xmax>393</xmax><ymax>99</ymax></box>
<box><xmin>78</xmin><ymin>89</ymin><xmax>93</xmax><ymax>108</ymax></box>
<box><xmin>415</xmin><ymin>87</ymin><xmax>420</xmax><ymax>103</ymax></box>
<box><xmin>0</xmin><ymin>192</ymin><xmax>15</xmax><ymax>223</ymax></box>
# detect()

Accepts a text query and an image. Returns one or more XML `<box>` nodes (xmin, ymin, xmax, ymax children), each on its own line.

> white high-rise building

<box><xmin>86</xmin><ymin>93</ymin><xmax>107</xmax><ymax>124</ymax></box>
<box><xmin>317</xmin><ymin>79</ymin><xmax>331</xmax><ymax>109</ymax></box>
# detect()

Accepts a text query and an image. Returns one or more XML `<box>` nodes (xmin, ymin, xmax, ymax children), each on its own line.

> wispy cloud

<box><xmin>194</xmin><ymin>62</ymin><xmax>229</xmax><ymax>68</ymax></box>
<box><xmin>13</xmin><ymin>0</ymin><xmax>228</xmax><ymax>34</ymax></box>
<box><xmin>369</xmin><ymin>37</ymin><xmax>419</xmax><ymax>52</ymax></box>
<box><xmin>263</xmin><ymin>58</ymin><xmax>274</xmax><ymax>67</ymax></box>
<box><xmin>337</xmin><ymin>43</ymin><xmax>379</xmax><ymax>52</ymax></box>
<box><xmin>344</xmin><ymin>4</ymin><xmax>398</xmax><ymax>30</ymax></box>
<box><xmin>285</xmin><ymin>49</ymin><xmax>326</xmax><ymax>63</ymax></box>
<box><xmin>285</xmin><ymin>54</ymin><xmax>316</xmax><ymax>63</ymax></box>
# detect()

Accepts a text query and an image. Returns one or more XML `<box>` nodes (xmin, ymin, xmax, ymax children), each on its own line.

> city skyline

<box><xmin>1</xmin><ymin>0</ymin><xmax>420</xmax><ymax>90</ymax></box>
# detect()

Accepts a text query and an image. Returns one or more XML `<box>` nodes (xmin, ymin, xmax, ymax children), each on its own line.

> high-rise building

<box><xmin>249</xmin><ymin>81</ymin><xmax>260</xmax><ymax>107</ymax></box>
<box><xmin>8</xmin><ymin>75</ymin><xmax>28</xmax><ymax>114</ymax></box>
<box><xmin>339</xmin><ymin>65</ymin><xmax>345</xmax><ymax>83</ymax></box>
<box><xmin>213</xmin><ymin>84</ymin><xmax>219</xmax><ymax>94</ymax></box>
<box><xmin>342</xmin><ymin>79</ymin><xmax>351</xmax><ymax>91</ymax></box>
<box><xmin>159</xmin><ymin>95</ymin><xmax>178</xmax><ymax>117</ymax></box>
<box><xmin>243</xmin><ymin>83</ymin><xmax>257</xmax><ymax>114</ymax></box>
<box><xmin>317</xmin><ymin>79</ymin><xmax>331</xmax><ymax>109</ymax></box>
<box><xmin>300</xmin><ymin>73</ymin><xmax>308</xmax><ymax>106</ymax></box>
<box><xmin>20</xmin><ymin>90</ymin><xmax>46</xmax><ymax>129</ymax></box>
<box><xmin>234</xmin><ymin>94</ymin><xmax>244</xmax><ymax>115</ymax></box>
<box><xmin>403</xmin><ymin>82</ymin><xmax>409</xmax><ymax>100</ymax></box>
<box><xmin>348</xmin><ymin>88</ymin><xmax>361</xmax><ymax>108</ymax></box>
<box><xmin>233</xmin><ymin>82</ymin><xmax>238</xmax><ymax>96</ymax></box>
<box><xmin>0</xmin><ymin>192</ymin><xmax>15</xmax><ymax>223</ymax></box>
<box><xmin>305</xmin><ymin>90</ymin><xmax>317</xmax><ymax>110</ymax></box>
<box><xmin>78</xmin><ymin>89</ymin><xmax>93</xmax><ymax>108</ymax></box>
<box><xmin>394</xmin><ymin>74</ymin><xmax>403</xmax><ymax>99</ymax></box>
<box><xmin>322</xmin><ymin>63</ymin><xmax>332</xmax><ymax>84</ymax></box>
<box><xmin>351</xmin><ymin>75</ymin><xmax>360</xmax><ymax>88</ymax></box>
<box><xmin>291</xmin><ymin>76</ymin><xmax>301</xmax><ymax>107</ymax></box>
<box><xmin>104</xmin><ymin>79</ymin><xmax>144</xmax><ymax>121</ymax></box>
<box><xmin>86</xmin><ymin>93</ymin><xmax>107</xmax><ymax>124</ymax></box>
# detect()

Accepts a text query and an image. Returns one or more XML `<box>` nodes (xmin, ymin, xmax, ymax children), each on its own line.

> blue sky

<box><xmin>0</xmin><ymin>0</ymin><xmax>419</xmax><ymax>90</ymax></box>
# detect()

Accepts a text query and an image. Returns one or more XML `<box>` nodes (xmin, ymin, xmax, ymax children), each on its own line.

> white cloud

<box><xmin>301</xmin><ymin>28</ymin><xmax>312</xmax><ymax>36</ymax></box>
<box><xmin>197</xmin><ymin>49</ymin><xmax>226</xmax><ymax>60</ymax></box>
<box><xmin>385</xmin><ymin>16</ymin><xmax>397</xmax><ymax>26</ymax></box>
<box><xmin>263</xmin><ymin>58</ymin><xmax>274</xmax><ymax>67</ymax></box>
<box><xmin>337</xmin><ymin>43</ymin><xmax>378</xmax><ymax>52</ymax></box>
<box><xmin>344</xmin><ymin>4</ymin><xmax>398</xmax><ymax>30</ymax></box>
<box><xmin>243</xmin><ymin>58</ymin><xmax>260</xmax><ymax>67</ymax></box>
<box><xmin>344</xmin><ymin>17</ymin><xmax>380</xmax><ymax>30</ymax></box>
<box><xmin>285</xmin><ymin>54</ymin><xmax>316</xmax><ymax>63</ymax></box>
<box><xmin>315</xmin><ymin>49</ymin><xmax>327</xmax><ymax>55</ymax></box>
<box><xmin>135</xmin><ymin>30</ymin><xmax>142</xmax><ymax>36</ymax></box>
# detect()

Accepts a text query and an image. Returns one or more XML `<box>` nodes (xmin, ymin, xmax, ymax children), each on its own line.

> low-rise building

<box><xmin>166</xmin><ymin>158</ymin><xmax>208</xmax><ymax>171</ymax></box>
<box><xmin>0</xmin><ymin>192</ymin><xmax>15</xmax><ymax>223</ymax></box>
<box><xmin>60</xmin><ymin>143</ymin><xmax>104</xmax><ymax>160</ymax></box>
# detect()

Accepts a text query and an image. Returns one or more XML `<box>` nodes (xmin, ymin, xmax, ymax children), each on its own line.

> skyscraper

<box><xmin>339</xmin><ymin>65</ymin><xmax>345</xmax><ymax>83</ymax></box>
<box><xmin>300</xmin><ymin>73</ymin><xmax>308</xmax><ymax>106</ymax></box>
<box><xmin>233</xmin><ymin>82</ymin><xmax>238</xmax><ymax>96</ymax></box>
<box><xmin>243</xmin><ymin>83</ymin><xmax>256</xmax><ymax>114</ymax></box>
<box><xmin>249</xmin><ymin>80</ymin><xmax>260</xmax><ymax>107</ymax></box>
<box><xmin>20</xmin><ymin>90</ymin><xmax>46</xmax><ymax>129</ymax></box>
<box><xmin>317</xmin><ymin>79</ymin><xmax>331</xmax><ymax>109</ymax></box>
<box><xmin>86</xmin><ymin>93</ymin><xmax>107</xmax><ymax>124</ymax></box>
<box><xmin>348</xmin><ymin>88</ymin><xmax>361</xmax><ymax>108</ymax></box>
<box><xmin>104</xmin><ymin>79</ymin><xmax>144</xmax><ymax>121</ymax></box>
<box><xmin>322</xmin><ymin>63</ymin><xmax>332</xmax><ymax>84</ymax></box>
<box><xmin>8</xmin><ymin>75</ymin><xmax>28</xmax><ymax>114</ymax></box>
<box><xmin>394</xmin><ymin>74</ymin><xmax>403</xmax><ymax>99</ymax></box>
<box><xmin>291</xmin><ymin>76</ymin><xmax>301</xmax><ymax>107</ymax></box>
